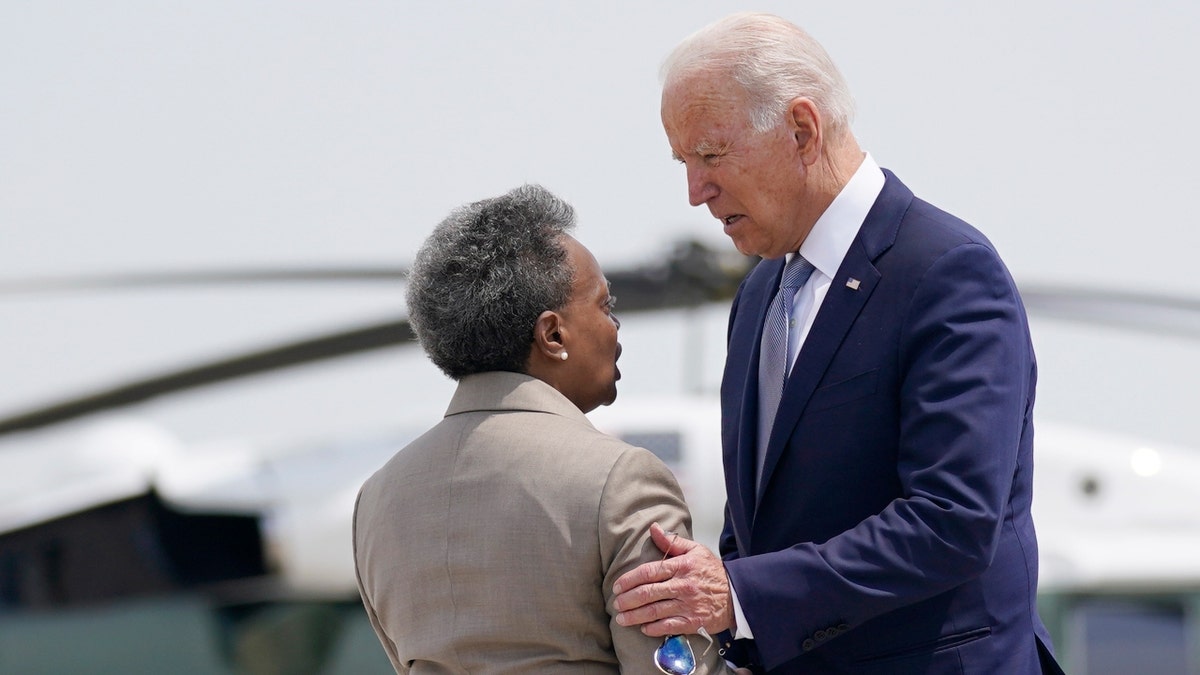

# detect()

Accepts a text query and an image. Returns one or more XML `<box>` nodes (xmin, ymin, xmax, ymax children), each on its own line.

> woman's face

<box><xmin>555</xmin><ymin>236</ymin><xmax>622</xmax><ymax>413</ymax></box>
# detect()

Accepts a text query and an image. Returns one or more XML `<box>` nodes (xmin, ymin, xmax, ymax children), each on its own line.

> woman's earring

<box><xmin>560</xmin><ymin>352</ymin><xmax>569</xmax><ymax>361</ymax></box>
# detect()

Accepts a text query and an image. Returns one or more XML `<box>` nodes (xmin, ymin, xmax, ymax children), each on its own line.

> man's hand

<box><xmin>612</xmin><ymin>522</ymin><xmax>734</xmax><ymax>636</ymax></box>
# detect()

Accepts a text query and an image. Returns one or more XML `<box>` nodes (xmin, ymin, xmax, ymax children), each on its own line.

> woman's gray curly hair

<box><xmin>406</xmin><ymin>184</ymin><xmax>577</xmax><ymax>380</ymax></box>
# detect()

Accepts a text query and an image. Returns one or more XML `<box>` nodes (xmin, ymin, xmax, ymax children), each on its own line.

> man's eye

<box><xmin>606</xmin><ymin>296</ymin><xmax>618</xmax><ymax>312</ymax></box>
<box><xmin>702</xmin><ymin>154</ymin><xmax>722</xmax><ymax>166</ymax></box>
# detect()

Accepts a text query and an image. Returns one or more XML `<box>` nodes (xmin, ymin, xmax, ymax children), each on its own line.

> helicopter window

<box><xmin>620</xmin><ymin>432</ymin><xmax>683</xmax><ymax>464</ymax></box>
<box><xmin>1053</xmin><ymin>595</ymin><xmax>1192</xmax><ymax>674</ymax></box>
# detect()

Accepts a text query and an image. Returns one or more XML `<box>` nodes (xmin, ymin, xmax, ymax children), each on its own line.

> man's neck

<box><xmin>816</xmin><ymin>135</ymin><xmax>865</xmax><ymax>201</ymax></box>
<box><xmin>786</xmin><ymin>138</ymin><xmax>864</xmax><ymax>252</ymax></box>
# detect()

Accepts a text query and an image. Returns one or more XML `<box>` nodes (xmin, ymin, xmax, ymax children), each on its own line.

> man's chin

<box><xmin>730</xmin><ymin>236</ymin><xmax>761</xmax><ymax>258</ymax></box>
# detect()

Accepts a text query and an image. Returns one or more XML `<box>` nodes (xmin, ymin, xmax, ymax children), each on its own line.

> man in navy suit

<box><xmin>612</xmin><ymin>12</ymin><xmax>1063</xmax><ymax>674</ymax></box>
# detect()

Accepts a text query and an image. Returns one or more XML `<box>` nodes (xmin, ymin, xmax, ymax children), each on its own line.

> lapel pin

<box><xmin>845</xmin><ymin>278</ymin><xmax>861</xmax><ymax>290</ymax></box>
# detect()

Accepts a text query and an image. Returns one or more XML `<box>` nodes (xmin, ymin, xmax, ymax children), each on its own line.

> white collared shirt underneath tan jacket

<box><xmin>353</xmin><ymin>371</ymin><xmax>728</xmax><ymax>674</ymax></box>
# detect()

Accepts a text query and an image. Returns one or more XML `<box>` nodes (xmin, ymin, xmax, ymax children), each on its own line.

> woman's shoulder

<box><xmin>505</xmin><ymin>411</ymin><xmax>677</xmax><ymax>483</ymax></box>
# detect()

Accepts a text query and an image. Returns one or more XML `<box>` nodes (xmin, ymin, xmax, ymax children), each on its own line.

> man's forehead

<box><xmin>665</xmin><ymin>103</ymin><xmax>739</xmax><ymax>158</ymax></box>
<box><xmin>665</xmin><ymin>81</ymin><xmax>747</xmax><ymax>128</ymax></box>
<box><xmin>665</xmin><ymin>68</ymin><xmax>746</xmax><ymax>105</ymax></box>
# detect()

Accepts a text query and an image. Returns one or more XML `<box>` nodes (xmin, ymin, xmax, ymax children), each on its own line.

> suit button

<box><xmin>802</xmin><ymin>638</ymin><xmax>816</xmax><ymax>651</ymax></box>
<box><xmin>814</xmin><ymin>630</ymin><xmax>827</xmax><ymax>641</ymax></box>
<box><xmin>837</xmin><ymin>623</ymin><xmax>850</xmax><ymax>632</ymax></box>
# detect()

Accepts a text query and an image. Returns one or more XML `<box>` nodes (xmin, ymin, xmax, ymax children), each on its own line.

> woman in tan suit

<box><xmin>353</xmin><ymin>185</ymin><xmax>728</xmax><ymax>674</ymax></box>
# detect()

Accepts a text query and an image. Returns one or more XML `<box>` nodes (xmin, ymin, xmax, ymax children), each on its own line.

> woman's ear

<box><xmin>533</xmin><ymin>310</ymin><xmax>568</xmax><ymax>362</ymax></box>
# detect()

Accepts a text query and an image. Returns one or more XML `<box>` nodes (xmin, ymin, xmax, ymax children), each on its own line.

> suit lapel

<box><xmin>755</xmin><ymin>170</ymin><xmax>911</xmax><ymax>505</ymax></box>
<box><xmin>756</xmin><ymin>246</ymin><xmax>879</xmax><ymax>504</ymax></box>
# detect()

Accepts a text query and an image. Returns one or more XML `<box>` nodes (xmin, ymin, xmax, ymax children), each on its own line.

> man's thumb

<box><xmin>650</xmin><ymin>522</ymin><xmax>689</xmax><ymax>556</ymax></box>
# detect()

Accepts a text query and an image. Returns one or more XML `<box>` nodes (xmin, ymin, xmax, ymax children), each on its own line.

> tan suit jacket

<box><xmin>353</xmin><ymin>371</ymin><xmax>727</xmax><ymax>674</ymax></box>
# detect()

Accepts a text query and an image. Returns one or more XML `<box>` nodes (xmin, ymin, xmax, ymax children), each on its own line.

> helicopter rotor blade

<box><xmin>1019</xmin><ymin>285</ymin><xmax>1200</xmax><ymax>340</ymax></box>
<box><xmin>7</xmin><ymin>238</ymin><xmax>1199</xmax><ymax>438</ymax></box>
<box><xmin>0</xmin><ymin>240</ymin><xmax>756</xmax><ymax>436</ymax></box>
<box><xmin>0</xmin><ymin>268</ymin><xmax>408</xmax><ymax>295</ymax></box>
<box><xmin>0</xmin><ymin>319</ymin><xmax>416</xmax><ymax>436</ymax></box>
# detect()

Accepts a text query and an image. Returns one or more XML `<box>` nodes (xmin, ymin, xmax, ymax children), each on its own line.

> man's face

<box><xmin>661</xmin><ymin>73</ymin><xmax>810</xmax><ymax>259</ymax></box>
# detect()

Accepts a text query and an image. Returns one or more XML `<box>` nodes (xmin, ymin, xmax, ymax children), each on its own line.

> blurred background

<box><xmin>3</xmin><ymin>1</ymin><xmax>1200</xmax><ymax>673</ymax></box>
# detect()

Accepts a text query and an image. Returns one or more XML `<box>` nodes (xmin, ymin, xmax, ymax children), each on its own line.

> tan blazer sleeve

<box><xmin>599</xmin><ymin>447</ymin><xmax>730</xmax><ymax>675</ymax></box>
<box><xmin>353</xmin><ymin>488</ymin><xmax>408</xmax><ymax>674</ymax></box>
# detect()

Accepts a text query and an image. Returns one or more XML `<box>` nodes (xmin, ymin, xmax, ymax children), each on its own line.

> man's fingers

<box><xmin>613</xmin><ymin>530</ymin><xmax>702</xmax><ymax>600</ymax></box>
<box><xmin>613</xmin><ymin>600</ymin><xmax>694</xmax><ymax>635</ymax></box>
<box><xmin>613</xmin><ymin>533</ymin><xmax>733</xmax><ymax>635</ymax></box>
<box><xmin>638</xmin><ymin>616</ymin><xmax>696</xmax><ymax>637</ymax></box>
<box><xmin>613</xmin><ymin>554</ymin><xmax>674</xmax><ymax>597</ymax></box>
<box><xmin>648</xmin><ymin>522</ymin><xmax>672</xmax><ymax>555</ymax></box>
<box><xmin>613</xmin><ymin>569</ymin><xmax>676</xmax><ymax>611</ymax></box>
<box><xmin>650</xmin><ymin>521</ymin><xmax>695</xmax><ymax>557</ymax></box>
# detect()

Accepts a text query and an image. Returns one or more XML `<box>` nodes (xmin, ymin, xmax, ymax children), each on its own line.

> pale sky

<box><xmin>6</xmin><ymin>1</ymin><xmax>1200</xmax><ymax>282</ymax></box>
<box><xmin>3</xmin><ymin>1</ymin><xmax>1200</xmax><ymax>449</ymax></box>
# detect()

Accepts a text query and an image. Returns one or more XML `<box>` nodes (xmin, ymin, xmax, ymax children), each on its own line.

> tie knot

<box><xmin>780</xmin><ymin>255</ymin><xmax>815</xmax><ymax>291</ymax></box>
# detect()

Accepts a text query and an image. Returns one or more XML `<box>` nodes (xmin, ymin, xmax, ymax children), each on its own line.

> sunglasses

<box><xmin>655</xmin><ymin>632</ymin><xmax>714</xmax><ymax>675</ymax></box>
<box><xmin>651</xmin><ymin>533</ymin><xmax>714</xmax><ymax>675</ymax></box>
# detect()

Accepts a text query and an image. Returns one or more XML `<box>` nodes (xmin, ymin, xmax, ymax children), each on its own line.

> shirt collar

<box><xmin>792</xmin><ymin>153</ymin><xmax>885</xmax><ymax>279</ymax></box>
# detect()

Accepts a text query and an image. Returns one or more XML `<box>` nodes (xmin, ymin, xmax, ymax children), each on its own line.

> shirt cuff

<box><xmin>728</xmin><ymin>572</ymin><xmax>754</xmax><ymax>640</ymax></box>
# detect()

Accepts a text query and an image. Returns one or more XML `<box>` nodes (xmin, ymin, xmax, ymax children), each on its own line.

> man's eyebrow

<box><xmin>694</xmin><ymin>139</ymin><xmax>724</xmax><ymax>155</ymax></box>
<box><xmin>671</xmin><ymin>139</ymin><xmax>724</xmax><ymax>162</ymax></box>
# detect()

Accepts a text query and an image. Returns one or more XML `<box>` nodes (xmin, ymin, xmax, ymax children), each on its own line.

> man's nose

<box><xmin>687</xmin><ymin>165</ymin><xmax>718</xmax><ymax>206</ymax></box>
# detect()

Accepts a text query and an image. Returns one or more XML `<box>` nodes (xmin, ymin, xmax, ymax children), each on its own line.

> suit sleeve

<box><xmin>719</xmin><ymin>283</ymin><xmax>746</xmax><ymax>563</ymax></box>
<box><xmin>598</xmin><ymin>446</ymin><xmax>729</xmax><ymax>675</ymax></box>
<box><xmin>726</xmin><ymin>242</ymin><xmax>1035</xmax><ymax>666</ymax></box>
<box><xmin>352</xmin><ymin>489</ymin><xmax>409</xmax><ymax>674</ymax></box>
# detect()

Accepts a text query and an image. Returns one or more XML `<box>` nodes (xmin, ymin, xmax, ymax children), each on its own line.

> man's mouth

<box><xmin>722</xmin><ymin>214</ymin><xmax>744</xmax><ymax>228</ymax></box>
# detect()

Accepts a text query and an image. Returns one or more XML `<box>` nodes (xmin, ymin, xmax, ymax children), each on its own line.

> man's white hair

<box><xmin>660</xmin><ymin>12</ymin><xmax>856</xmax><ymax>137</ymax></box>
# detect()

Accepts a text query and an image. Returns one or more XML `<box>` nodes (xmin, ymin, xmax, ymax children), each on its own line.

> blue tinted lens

<box><xmin>655</xmin><ymin>634</ymin><xmax>696</xmax><ymax>675</ymax></box>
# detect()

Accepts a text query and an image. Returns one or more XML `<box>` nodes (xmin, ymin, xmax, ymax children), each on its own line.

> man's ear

<box><xmin>788</xmin><ymin>97</ymin><xmax>822</xmax><ymax>165</ymax></box>
<box><xmin>532</xmin><ymin>310</ymin><xmax>568</xmax><ymax>361</ymax></box>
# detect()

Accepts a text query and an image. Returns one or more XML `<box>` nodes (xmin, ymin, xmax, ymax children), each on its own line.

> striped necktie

<box><xmin>757</xmin><ymin>254</ymin><xmax>816</xmax><ymax>489</ymax></box>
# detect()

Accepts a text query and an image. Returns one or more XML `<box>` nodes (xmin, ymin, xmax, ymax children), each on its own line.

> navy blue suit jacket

<box><xmin>720</xmin><ymin>171</ymin><xmax>1055</xmax><ymax>673</ymax></box>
